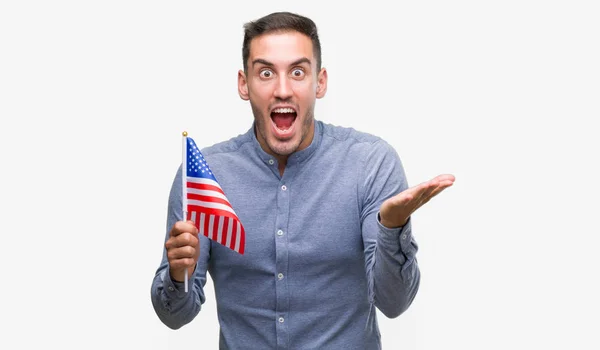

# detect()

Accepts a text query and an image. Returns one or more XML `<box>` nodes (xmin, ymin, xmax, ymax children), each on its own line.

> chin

<box><xmin>268</xmin><ymin>138</ymin><xmax>301</xmax><ymax>157</ymax></box>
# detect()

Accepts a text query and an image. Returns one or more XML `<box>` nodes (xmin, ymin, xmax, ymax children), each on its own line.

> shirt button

<box><xmin>277</xmin><ymin>230</ymin><xmax>284</xmax><ymax>236</ymax></box>
<box><xmin>402</xmin><ymin>234</ymin><xmax>408</xmax><ymax>240</ymax></box>
<box><xmin>281</xmin><ymin>185</ymin><xmax>287</xmax><ymax>191</ymax></box>
<box><xmin>168</xmin><ymin>286</ymin><xmax>174</xmax><ymax>292</ymax></box>
<box><xmin>268</xmin><ymin>159</ymin><xmax>274</xmax><ymax>165</ymax></box>
<box><xmin>277</xmin><ymin>273</ymin><xmax>284</xmax><ymax>280</ymax></box>
<box><xmin>278</xmin><ymin>317</ymin><xmax>285</xmax><ymax>323</ymax></box>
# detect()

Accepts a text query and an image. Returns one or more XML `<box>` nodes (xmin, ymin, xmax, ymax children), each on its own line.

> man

<box><xmin>151</xmin><ymin>11</ymin><xmax>455</xmax><ymax>349</ymax></box>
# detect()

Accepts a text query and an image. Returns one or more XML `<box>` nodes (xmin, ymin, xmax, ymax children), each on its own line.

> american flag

<box><xmin>184</xmin><ymin>137</ymin><xmax>245</xmax><ymax>255</ymax></box>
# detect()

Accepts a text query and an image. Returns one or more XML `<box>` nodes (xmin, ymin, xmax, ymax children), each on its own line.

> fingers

<box><xmin>381</xmin><ymin>174</ymin><xmax>455</xmax><ymax>228</ymax></box>
<box><xmin>380</xmin><ymin>174</ymin><xmax>453</xmax><ymax>227</ymax></box>
<box><xmin>429</xmin><ymin>180</ymin><xmax>454</xmax><ymax>198</ymax></box>
<box><xmin>406</xmin><ymin>178</ymin><xmax>439</xmax><ymax>202</ymax></box>
<box><xmin>433</xmin><ymin>174</ymin><xmax>456</xmax><ymax>183</ymax></box>
<box><xmin>166</xmin><ymin>231</ymin><xmax>199</xmax><ymax>249</ymax></box>
<box><xmin>399</xmin><ymin>174</ymin><xmax>455</xmax><ymax>208</ymax></box>
<box><xmin>416</xmin><ymin>181</ymin><xmax>438</xmax><ymax>205</ymax></box>
<box><xmin>396</xmin><ymin>180</ymin><xmax>430</xmax><ymax>205</ymax></box>
<box><xmin>165</xmin><ymin>220</ymin><xmax>200</xmax><ymax>270</ymax></box>
<box><xmin>167</xmin><ymin>221</ymin><xmax>199</xmax><ymax>248</ymax></box>
<box><xmin>169</xmin><ymin>220</ymin><xmax>198</xmax><ymax>238</ymax></box>
<box><xmin>418</xmin><ymin>176</ymin><xmax>455</xmax><ymax>206</ymax></box>
<box><xmin>167</xmin><ymin>244</ymin><xmax>198</xmax><ymax>270</ymax></box>
<box><xmin>166</xmin><ymin>238</ymin><xmax>199</xmax><ymax>270</ymax></box>
<box><xmin>168</xmin><ymin>257</ymin><xmax>197</xmax><ymax>271</ymax></box>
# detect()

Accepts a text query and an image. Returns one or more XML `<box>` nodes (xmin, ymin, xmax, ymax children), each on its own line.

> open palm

<box><xmin>379</xmin><ymin>174</ymin><xmax>455</xmax><ymax>228</ymax></box>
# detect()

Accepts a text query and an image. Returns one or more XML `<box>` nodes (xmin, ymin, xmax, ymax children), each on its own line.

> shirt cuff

<box><xmin>377</xmin><ymin>213</ymin><xmax>414</xmax><ymax>254</ymax></box>
<box><xmin>161</xmin><ymin>268</ymin><xmax>192</xmax><ymax>300</ymax></box>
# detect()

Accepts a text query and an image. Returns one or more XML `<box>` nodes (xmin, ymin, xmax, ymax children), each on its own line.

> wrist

<box><xmin>378</xmin><ymin>213</ymin><xmax>408</xmax><ymax>229</ymax></box>
<box><xmin>169</xmin><ymin>266</ymin><xmax>195</xmax><ymax>283</ymax></box>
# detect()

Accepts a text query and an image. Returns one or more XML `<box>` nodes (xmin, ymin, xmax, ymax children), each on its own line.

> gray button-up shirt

<box><xmin>151</xmin><ymin>120</ymin><xmax>420</xmax><ymax>349</ymax></box>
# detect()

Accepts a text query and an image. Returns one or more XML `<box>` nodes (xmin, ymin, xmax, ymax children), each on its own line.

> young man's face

<box><xmin>238</xmin><ymin>31</ymin><xmax>327</xmax><ymax>159</ymax></box>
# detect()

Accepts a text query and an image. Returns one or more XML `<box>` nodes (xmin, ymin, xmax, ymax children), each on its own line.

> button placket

<box><xmin>274</xmin><ymin>178</ymin><xmax>290</xmax><ymax>348</ymax></box>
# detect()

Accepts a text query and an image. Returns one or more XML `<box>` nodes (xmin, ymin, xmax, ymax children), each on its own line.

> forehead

<box><xmin>249</xmin><ymin>31</ymin><xmax>314</xmax><ymax>66</ymax></box>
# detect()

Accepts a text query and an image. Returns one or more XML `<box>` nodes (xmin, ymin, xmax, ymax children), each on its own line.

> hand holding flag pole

<box><xmin>181</xmin><ymin>131</ymin><xmax>246</xmax><ymax>293</ymax></box>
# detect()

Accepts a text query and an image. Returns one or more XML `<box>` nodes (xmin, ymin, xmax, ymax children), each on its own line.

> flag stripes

<box><xmin>187</xmin><ymin>210</ymin><xmax>245</xmax><ymax>254</ymax></box>
<box><xmin>184</xmin><ymin>136</ymin><xmax>246</xmax><ymax>255</ymax></box>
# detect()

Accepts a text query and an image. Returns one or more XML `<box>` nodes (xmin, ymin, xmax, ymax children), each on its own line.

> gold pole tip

<box><xmin>182</xmin><ymin>131</ymin><xmax>188</xmax><ymax>137</ymax></box>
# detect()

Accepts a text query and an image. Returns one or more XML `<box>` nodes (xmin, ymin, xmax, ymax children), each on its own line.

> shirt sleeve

<box><xmin>150</xmin><ymin>165</ymin><xmax>211</xmax><ymax>329</ymax></box>
<box><xmin>359</xmin><ymin>140</ymin><xmax>420</xmax><ymax>319</ymax></box>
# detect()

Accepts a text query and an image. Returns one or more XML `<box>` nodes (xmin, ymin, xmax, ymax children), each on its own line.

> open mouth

<box><xmin>270</xmin><ymin>107</ymin><xmax>297</xmax><ymax>136</ymax></box>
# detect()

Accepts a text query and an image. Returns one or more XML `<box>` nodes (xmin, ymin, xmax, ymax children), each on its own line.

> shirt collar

<box><xmin>247</xmin><ymin>119</ymin><xmax>323</xmax><ymax>167</ymax></box>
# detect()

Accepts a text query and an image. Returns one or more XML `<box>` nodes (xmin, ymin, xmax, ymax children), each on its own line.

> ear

<box><xmin>238</xmin><ymin>69</ymin><xmax>249</xmax><ymax>100</ymax></box>
<box><xmin>316</xmin><ymin>67</ymin><xmax>328</xmax><ymax>99</ymax></box>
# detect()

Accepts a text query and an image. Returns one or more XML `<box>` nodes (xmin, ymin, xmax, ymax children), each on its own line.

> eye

<box><xmin>259</xmin><ymin>69</ymin><xmax>273</xmax><ymax>79</ymax></box>
<box><xmin>291</xmin><ymin>68</ymin><xmax>305</xmax><ymax>78</ymax></box>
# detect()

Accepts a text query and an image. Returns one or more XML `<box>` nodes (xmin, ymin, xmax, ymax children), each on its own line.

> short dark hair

<box><xmin>242</xmin><ymin>12</ymin><xmax>322</xmax><ymax>73</ymax></box>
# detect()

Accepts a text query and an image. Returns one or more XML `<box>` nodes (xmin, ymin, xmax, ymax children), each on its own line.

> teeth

<box><xmin>273</xmin><ymin>107</ymin><xmax>295</xmax><ymax>113</ymax></box>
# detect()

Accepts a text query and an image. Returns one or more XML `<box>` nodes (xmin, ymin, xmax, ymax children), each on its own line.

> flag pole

<box><xmin>182</xmin><ymin>131</ymin><xmax>189</xmax><ymax>293</ymax></box>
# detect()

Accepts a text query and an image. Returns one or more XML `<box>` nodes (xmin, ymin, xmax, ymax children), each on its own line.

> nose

<box><xmin>273</xmin><ymin>75</ymin><xmax>293</xmax><ymax>100</ymax></box>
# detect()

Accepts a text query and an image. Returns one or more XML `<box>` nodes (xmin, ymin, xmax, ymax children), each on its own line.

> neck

<box><xmin>256</xmin><ymin>119</ymin><xmax>315</xmax><ymax>176</ymax></box>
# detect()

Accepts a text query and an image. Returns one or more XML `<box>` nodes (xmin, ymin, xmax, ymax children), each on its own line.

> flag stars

<box><xmin>187</xmin><ymin>140</ymin><xmax>217</xmax><ymax>180</ymax></box>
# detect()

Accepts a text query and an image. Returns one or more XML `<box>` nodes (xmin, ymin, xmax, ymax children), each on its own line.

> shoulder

<box><xmin>198</xmin><ymin>128</ymin><xmax>253</xmax><ymax>157</ymax></box>
<box><xmin>319</xmin><ymin>120</ymin><xmax>381</xmax><ymax>144</ymax></box>
<box><xmin>318</xmin><ymin>120</ymin><xmax>398</xmax><ymax>158</ymax></box>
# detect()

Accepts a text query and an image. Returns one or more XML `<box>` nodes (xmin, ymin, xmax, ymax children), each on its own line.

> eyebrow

<box><xmin>252</xmin><ymin>57</ymin><xmax>312</xmax><ymax>68</ymax></box>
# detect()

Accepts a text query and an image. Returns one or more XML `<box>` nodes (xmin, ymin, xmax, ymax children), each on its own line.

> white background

<box><xmin>1</xmin><ymin>1</ymin><xmax>599</xmax><ymax>349</ymax></box>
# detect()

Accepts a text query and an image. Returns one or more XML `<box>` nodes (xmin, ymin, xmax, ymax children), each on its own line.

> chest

<box><xmin>209</xmin><ymin>162</ymin><xmax>363</xmax><ymax>272</ymax></box>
